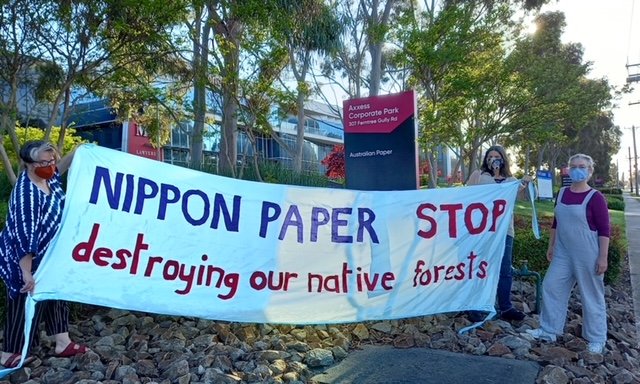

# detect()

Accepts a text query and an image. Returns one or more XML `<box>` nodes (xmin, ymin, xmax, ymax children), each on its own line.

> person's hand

<box><xmin>595</xmin><ymin>256</ymin><xmax>608</xmax><ymax>275</ymax></box>
<box><xmin>522</xmin><ymin>175</ymin><xmax>533</xmax><ymax>184</ymax></box>
<box><xmin>546</xmin><ymin>247</ymin><xmax>554</xmax><ymax>262</ymax></box>
<box><xmin>20</xmin><ymin>271</ymin><xmax>35</xmax><ymax>294</ymax></box>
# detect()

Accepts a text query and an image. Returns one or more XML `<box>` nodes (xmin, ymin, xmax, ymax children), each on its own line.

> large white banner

<box><xmin>33</xmin><ymin>145</ymin><xmax>519</xmax><ymax>324</ymax></box>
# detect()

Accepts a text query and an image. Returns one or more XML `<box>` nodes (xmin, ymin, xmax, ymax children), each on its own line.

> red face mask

<box><xmin>34</xmin><ymin>164</ymin><xmax>56</xmax><ymax>180</ymax></box>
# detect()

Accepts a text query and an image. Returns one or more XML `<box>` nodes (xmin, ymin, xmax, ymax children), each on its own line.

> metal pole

<box><xmin>634</xmin><ymin>126</ymin><xmax>639</xmax><ymax>196</ymax></box>
<box><xmin>631</xmin><ymin>146</ymin><xmax>634</xmax><ymax>193</ymax></box>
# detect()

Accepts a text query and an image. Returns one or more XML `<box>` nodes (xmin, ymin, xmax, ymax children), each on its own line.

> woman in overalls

<box><xmin>527</xmin><ymin>153</ymin><xmax>610</xmax><ymax>354</ymax></box>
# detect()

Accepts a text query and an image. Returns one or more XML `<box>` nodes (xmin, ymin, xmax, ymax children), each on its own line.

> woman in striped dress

<box><xmin>0</xmin><ymin>140</ymin><xmax>88</xmax><ymax>368</ymax></box>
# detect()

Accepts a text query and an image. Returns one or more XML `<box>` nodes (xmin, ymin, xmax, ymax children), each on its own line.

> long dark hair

<box><xmin>479</xmin><ymin>145</ymin><xmax>512</xmax><ymax>177</ymax></box>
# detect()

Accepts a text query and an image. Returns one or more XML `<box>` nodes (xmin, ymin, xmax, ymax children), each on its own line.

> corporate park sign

<box><xmin>343</xmin><ymin>90</ymin><xmax>419</xmax><ymax>190</ymax></box>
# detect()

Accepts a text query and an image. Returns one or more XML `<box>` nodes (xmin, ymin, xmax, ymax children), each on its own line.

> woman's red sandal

<box><xmin>1</xmin><ymin>353</ymin><xmax>34</xmax><ymax>368</ymax></box>
<box><xmin>55</xmin><ymin>342</ymin><xmax>88</xmax><ymax>357</ymax></box>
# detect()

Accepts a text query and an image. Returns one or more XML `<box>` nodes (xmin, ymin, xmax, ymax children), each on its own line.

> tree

<box><xmin>0</xmin><ymin>0</ymin><xmax>187</xmax><ymax>185</ymax></box>
<box><xmin>394</xmin><ymin>1</ymin><xmax>525</xmax><ymax>186</ymax></box>
<box><xmin>505</xmin><ymin>12</ymin><xmax>614</xmax><ymax>175</ymax></box>
<box><xmin>190</xmin><ymin>0</ymin><xmax>285</xmax><ymax>176</ymax></box>
<box><xmin>566</xmin><ymin>113</ymin><xmax>620</xmax><ymax>183</ymax></box>
<box><xmin>274</xmin><ymin>0</ymin><xmax>342</xmax><ymax>172</ymax></box>
<box><xmin>2</xmin><ymin>125</ymin><xmax>87</xmax><ymax>165</ymax></box>
<box><xmin>324</xmin><ymin>0</ymin><xmax>407</xmax><ymax>99</ymax></box>
<box><xmin>0</xmin><ymin>0</ymin><xmax>44</xmax><ymax>185</ymax></box>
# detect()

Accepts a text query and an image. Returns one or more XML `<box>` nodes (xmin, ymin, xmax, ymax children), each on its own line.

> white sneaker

<box><xmin>587</xmin><ymin>342</ymin><xmax>605</xmax><ymax>354</ymax></box>
<box><xmin>525</xmin><ymin>328</ymin><xmax>557</xmax><ymax>342</ymax></box>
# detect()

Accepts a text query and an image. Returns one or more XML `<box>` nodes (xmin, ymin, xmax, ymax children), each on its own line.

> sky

<box><xmin>539</xmin><ymin>0</ymin><xmax>640</xmax><ymax>181</ymax></box>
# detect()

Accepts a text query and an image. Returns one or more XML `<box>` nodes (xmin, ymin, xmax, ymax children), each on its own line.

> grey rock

<box><xmin>162</xmin><ymin>359</ymin><xmax>190</xmax><ymax>381</ymax></box>
<box><xmin>612</xmin><ymin>369</ymin><xmax>636</xmax><ymax>384</ymax></box>
<box><xmin>304</xmin><ymin>348</ymin><xmax>334</xmax><ymax>367</ymax></box>
<box><xmin>114</xmin><ymin>365</ymin><xmax>137</xmax><ymax>380</ymax></box>
<box><xmin>538</xmin><ymin>365</ymin><xmax>569</xmax><ymax>384</ymax></box>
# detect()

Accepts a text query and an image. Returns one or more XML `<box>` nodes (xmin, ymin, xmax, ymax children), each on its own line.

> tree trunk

<box><xmin>294</xmin><ymin>90</ymin><xmax>306</xmax><ymax>172</ymax></box>
<box><xmin>291</xmin><ymin>51</ymin><xmax>311</xmax><ymax>173</ymax></box>
<box><xmin>427</xmin><ymin>150</ymin><xmax>437</xmax><ymax>188</ymax></box>
<box><xmin>217</xmin><ymin>18</ymin><xmax>242</xmax><ymax>177</ymax></box>
<box><xmin>451</xmin><ymin>156</ymin><xmax>462</xmax><ymax>184</ymax></box>
<box><xmin>368</xmin><ymin>43</ymin><xmax>382</xmax><ymax>97</ymax></box>
<box><xmin>0</xmin><ymin>143</ymin><xmax>16</xmax><ymax>185</ymax></box>
<box><xmin>56</xmin><ymin>88</ymin><xmax>71</xmax><ymax>151</ymax></box>
<box><xmin>190</xmin><ymin>4</ymin><xmax>211</xmax><ymax>170</ymax></box>
<box><xmin>363</xmin><ymin>0</ymin><xmax>395</xmax><ymax>97</ymax></box>
<box><xmin>1</xmin><ymin>76</ymin><xmax>20</xmax><ymax>185</ymax></box>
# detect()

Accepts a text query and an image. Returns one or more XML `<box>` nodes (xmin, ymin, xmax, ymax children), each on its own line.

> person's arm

<box><xmin>511</xmin><ymin>175</ymin><xmax>532</xmax><ymax>200</ymax></box>
<box><xmin>590</xmin><ymin>192</ymin><xmax>610</xmax><ymax>275</ymax></box>
<box><xmin>466</xmin><ymin>170</ymin><xmax>481</xmax><ymax>186</ymax></box>
<box><xmin>57</xmin><ymin>145</ymin><xmax>78</xmax><ymax>175</ymax></box>
<box><xmin>596</xmin><ymin>236</ymin><xmax>609</xmax><ymax>275</ymax></box>
<box><xmin>19</xmin><ymin>254</ymin><xmax>35</xmax><ymax>294</ymax></box>
<box><xmin>546</xmin><ymin>228</ymin><xmax>556</xmax><ymax>262</ymax></box>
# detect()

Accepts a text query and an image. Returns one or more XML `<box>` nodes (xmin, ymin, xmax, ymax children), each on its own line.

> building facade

<box><xmin>67</xmin><ymin>98</ymin><xmax>344</xmax><ymax>174</ymax></box>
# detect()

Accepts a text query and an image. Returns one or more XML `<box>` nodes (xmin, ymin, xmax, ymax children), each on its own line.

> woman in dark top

<box><xmin>467</xmin><ymin>145</ymin><xmax>531</xmax><ymax>322</ymax></box>
<box><xmin>0</xmin><ymin>140</ymin><xmax>88</xmax><ymax>368</ymax></box>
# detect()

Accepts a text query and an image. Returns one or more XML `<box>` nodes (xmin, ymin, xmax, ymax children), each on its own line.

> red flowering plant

<box><xmin>321</xmin><ymin>144</ymin><xmax>345</xmax><ymax>181</ymax></box>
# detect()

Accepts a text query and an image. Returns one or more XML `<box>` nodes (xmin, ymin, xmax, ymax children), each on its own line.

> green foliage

<box><xmin>0</xmin><ymin>200</ymin><xmax>7</xmax><ymax>229</ymax></box>
<box><xmin>604</xmin><ymin>194</ymin><xmax>623</xmax><ymax>201</ymax></box>
<box><xmin>606</xmin><ymin>198</ymin><xmax>625</xmax><ymax>212</ymax></box>
<box><xmin>513</xmin><ymin>216</ymin><xmax>625</xmax><ymax>284</ymax></box>
<box><xmin>513</xmin><ymin>216</ymin><xmax>552</xmax><ymax>277</ymax></box>
<box><xmin>505</xmin><ymin>12</ymin><xmax>615</xmax><ymax>175</ymax></box>
<box><xmin>599</xmin><ymin>187</ymin><xmax>622</xmax><ymax>195</ymax></box>
<box><xmin>0</xmin><ymin>170</ymin><xmax>11</xmax><ymax>202</ymax></box>
<box><xmin>606</xmin><ymin>225</ymin><xmax>626</xmax><ymax>285</ymax></box>
<box><xmin>3</xmin><ymin>126</ymin><xmax>88</xmax><ymax>163</ymax></box>
<box><xmin>205</xmin><ymin>159</ymin><xmax>331</xmax><ymax>188</ymax></box>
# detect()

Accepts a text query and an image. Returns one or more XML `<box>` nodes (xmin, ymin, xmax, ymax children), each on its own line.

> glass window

<box><xmin>171</xmin><ymin>122</ymin><xmax>191</xmax><ymax>148</ymax></box>
<box><xmin>203</xmin><ymin>123</ymin><xmax>220</xmax><ymax>152</ymax></box>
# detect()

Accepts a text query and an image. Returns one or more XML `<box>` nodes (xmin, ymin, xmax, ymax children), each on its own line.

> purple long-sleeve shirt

<box><xmin>552</xmin><ymin>188</ymin><xmax>610</xmax><ymax>237</ymax></box>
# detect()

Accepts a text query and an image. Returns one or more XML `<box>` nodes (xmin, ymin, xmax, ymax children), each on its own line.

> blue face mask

<box><xmin>569</xmin><ymin>167</ymin><xmax>589</xmax><ymax>182</ymax></box>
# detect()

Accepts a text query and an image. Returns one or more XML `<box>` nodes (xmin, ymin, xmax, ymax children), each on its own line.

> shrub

<box><xmin>205</xmin><ymin>159</ymin><xmax>332</xmax><ymax>188</ymax></box>
<box><xmin>513</xmin><ymin>216</ymin><xmax>625</xmax><ymax>284</ymax></box>
<box><xmin>607</xmin><ymin>199</ymin><xmax>625</xmax><ymax>211</ymax></box>
<box><xmin>606</xmin><ymin>225</ymin><xmax>626</xmax><ymax>285</ymax></box>
<box><xmin>513</xmin><ymin>216</ymin><xmax>552</xmax><ymax>275</ymax></box>
<box><xmin>0</xmin><ymin>171</ymin><xmax>9</xmax><ymax>229</ymax></box>
<box><xmin>598</xmin><ymin>187</ymin><xmax>622</xmax><ymax>195</ymax></box>
<box><xmin>2</xmin><ymin>126</ymin><xmax>86</xmax><ymax>162</ymax></box>
<box><xmin>605</xmin><ymin>194</ymin><xmax>623</xmax><ymax>201</ymax></box>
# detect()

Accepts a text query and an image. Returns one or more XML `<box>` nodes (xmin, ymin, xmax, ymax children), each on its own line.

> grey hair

<box><xmin>568</xmin><ymin>153</ymin><xmax>594</xmax><ymax>169</ymax></box>
<box><xmin>19</xmin><ymin>140</ymin><xmax>59</xmax><ymax>164</ymax></box>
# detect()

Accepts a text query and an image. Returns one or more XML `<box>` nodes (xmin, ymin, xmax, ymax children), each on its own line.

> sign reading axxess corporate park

<box><xmin>343</xmin><ymin>90</ymin><xmax>419</xmax><ymax>190</ymax></box>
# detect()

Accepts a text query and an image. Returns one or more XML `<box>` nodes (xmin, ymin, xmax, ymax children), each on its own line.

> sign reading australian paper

<box><xmin>343</xmin><ymin>90</ymin><xmax>419</xmax><ymax>190</ymax></box>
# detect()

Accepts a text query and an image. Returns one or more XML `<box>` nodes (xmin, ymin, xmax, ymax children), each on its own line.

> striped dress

<box><xmin>0</xmin><ymin>170</ymin><xmax>65</xmax><ymax>298</ymax></box>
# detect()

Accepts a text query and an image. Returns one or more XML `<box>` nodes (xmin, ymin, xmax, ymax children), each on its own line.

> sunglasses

<box><xmin>33</xmin><ymin>159</ymin><xmax>56</xmax><ymax>167</ymax></box>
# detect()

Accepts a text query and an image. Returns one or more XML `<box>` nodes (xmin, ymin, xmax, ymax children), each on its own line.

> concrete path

<box><xmin>622</xmin><ymin>192</ymin><xmax>640</xmax><ymax>342</ymax></box>
<box><xmin>310</xmin><ymin>345</ymin><xmax>540</xmax><ymax>384</ymax></box>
